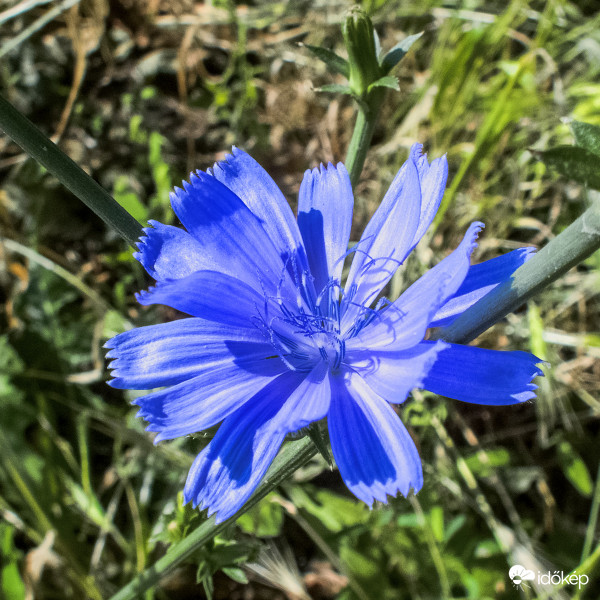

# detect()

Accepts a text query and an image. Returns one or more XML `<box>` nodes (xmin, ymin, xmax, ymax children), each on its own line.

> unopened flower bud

<box><xmin>342</xmin><ymin>7</ymin><xmax>381</xmax><ymax>97</ymax></box>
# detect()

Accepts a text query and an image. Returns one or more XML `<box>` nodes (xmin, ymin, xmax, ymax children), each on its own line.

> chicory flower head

<box><xmin>106</xmin><ymin>144</ymin><xmax>542</xmax><ymax>523</ymax></box>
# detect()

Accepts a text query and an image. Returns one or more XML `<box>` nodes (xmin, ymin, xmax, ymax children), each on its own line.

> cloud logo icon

<box><xmin>509</xmin><ymin>565</ymin><xmax>535</xmax><ymax>587</ymax></box>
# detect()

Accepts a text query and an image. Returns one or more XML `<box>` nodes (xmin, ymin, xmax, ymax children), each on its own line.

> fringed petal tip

<box><xmin>321</xmin><ymin>161</ymin><xmax>340</xmax><ymax>175</ymax></box>
<box><xmin>206</xmin><ymin>145</ymin><xmax>247</xmax><ymax>175</ymax></box>
<box><xmin>329</xmin><ymin>371</ymin><xmax>424</xmax><ymax>509</ymax></box>
<box><xmin>134</xmin><ymin>220</ymin><xmax>160</xmax><ymax>250</ymax></box>
<box><xmin>361</xmin><ymin>478</ymin><xmax>423</xmax><ymax>509</ymax></box>
<box><xmin>187</xmin><ymin>170</ymin><xmax>212</xmax><ymax>188</ymax></box>
<box><xmin>148</xmin><ymin>427</ymin><xmax>171</xmax><ymax>445</ymax></box>
<box><xmin>105</xmin><ymin>372</ymin><xmax>123</xmax><ymax>389</ymax></box>
<box><xmin>134</xmin><ymin>287</ymin><xmax>154</xmax><ymax>305</ymax></box>
<box><xmin>132</xmin><ymin>404</ymin><xmax>188</xmax><ymax>445</ymax></box>
<box><xmin>520</xmin><ymin>353</ymin><xmax>546</xmax><ymax>382</ymax></box>
<box><xmin>421</xmin><ymin>345</ymin><xmax>546</xmax><ymax>406</ymax></box>
<box><xmin>182</xmin><ymin>493</ymin><xmax>225</xmax><ymax>523</ymax></box>
<box><xmin>520</xmin><ymin>358</ymin><xmax>547</xmax><ymax>402</ymax></box>
<box><xmin>466</xmin><ymin>221</ymin><xmax>485</xmax><ymax>252</ymax></box>
<box><xmin>132</xmin><ymin>223</ymin><xmax>160</xmax><ymax>269</ymax></box>
<box><xmin>409</xmin><ymin>142</ymin><xmax>424</xmax><ymax>161</ymax></box>
<box><xmin>134</xmin><ymin>217</ymin><xmax>210</xmax><ymax>283</ymax></box>
<box><xmin>182</xmin><ymin>480</ymin><xmax>230</xmax><ymax>524</ymax></box>
<box><xmin>133</xmin><ymin>279</ymin><xmax>170</xmax><ymax>305</ymax></box>
<box><xmin>303</xmin><ymin>161</ymin><xmax>349</xmax><ymax>180</ymax></box>
<box><xmin>407</xmin><ymin>142</ymin><xmax>448</xmax><ymax>167</ymax></box>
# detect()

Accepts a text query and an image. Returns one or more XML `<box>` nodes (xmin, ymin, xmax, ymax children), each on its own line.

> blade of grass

<box><xmin>581</xmin><ymin>462</ymin><xmax>600</xmax><ymax>563</ymax></box>
<box><xmin>0</xmin><ymin>95</ymin><xmax>142</xmax><ymax>246</ymax></box>
<box><xmin>0</xmin><ymin>238</ymin><xmax>113</xmax><ymax>313</ymax></box>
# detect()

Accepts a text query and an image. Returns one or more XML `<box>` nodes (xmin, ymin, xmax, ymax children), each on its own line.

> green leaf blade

<box><xmin>367</xmin><ymin>75</ymin><xmax>400</xmax><ymax>92</ymax></box>
<box><xmin>571</xmin><ymin>120</ymin><xmax>600</xmax><ymax>157</ymax></box>
<box><xmin>302</xmin><ymin>44</ymin><xmax>349</xmax><ymax>78</ymax></box>
<box><xmin>380</xmin><ymin>32</ymin><xmax>423</xmax><ymax>74</ymax></box>
<box><xmin>315</xmin><ymin>83</ymin><xmax>354</xmax><ymax>95</ymax></box>
<box><xmin>539</xmin><ymin>146</ymin><xmax>600</xmax><ymax>190</ymax></box>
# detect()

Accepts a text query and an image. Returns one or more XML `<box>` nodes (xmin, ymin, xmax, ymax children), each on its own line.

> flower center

<box><xmin>263</xmin><ymin>280</ymin><xmax>347</xmax><ymax>372</ymax></box>
<box><xmin>315</xmin><ymin>330</ymin><xmax>346</xmax><ymax>371</ymax></box>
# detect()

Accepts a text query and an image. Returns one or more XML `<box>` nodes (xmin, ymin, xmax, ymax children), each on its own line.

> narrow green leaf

<box><xmin>571</xmin><ymin>120</ymin><xmax>600</xmax><ymax>157</ymax></box>
<box><xmin>557</xmin><ymin>441</ymin><xmax>593</xmax><ymax>497</ymax></box>
<box><xmin>201</xmin><ymin>575</ymin><xmax>214</xmax><ymax>600</ymax></box>
<box><xmin>527</xmin><ymin>301</ymin><xmax>547</xmax><ymax>360</ymax></box>
<box><xmin>443</xmin><ymin>515</ymin><xmax>466</xmax><ymax>543</ymax></box>
<box><xmin>222</xmin><ymin>567</ymin><xmax>249</xmax><ymax>585</ymax></box>
<box><xmin>464</xmin><ymin>448</ymin><xmax>510</xmax><ymax>477</ymax></box>
<box><xmin>429</xmin><ymin>506</ymin><xmax>444</xmax><ymax>543</ymax></box>
<box><xmin>195</xmin><ymin>562</ymin><xmax>209</xmax><ymax>584</ymax></box>
<box><xmin>380</xmin><ymin>32</ymin><xmax>423</xmax><ymax>74</ymax></box>
<box><xmin>368</xmin><ymin>75</ymin><xmax>400</xmax><ymax>92</ymax></box>
<box><xmin>315</xmin><ymin>83</ymin><xmax>354</xmax><ymax>95</ymax></box>
<box><xmin>540</xmin><ymin>146</ymin><xmax>600</xmax><ymax>190</ymax></box>
<box><xmin>302</xmin><ymin>44</ymin><xmax>349</xmax><ymax>78</ymax></box>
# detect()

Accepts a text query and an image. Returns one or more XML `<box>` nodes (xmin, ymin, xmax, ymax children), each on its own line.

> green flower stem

<box><xmin>109</xmin><ymin>437</ymin><xmax>317</xmax><ymax>600</ymax></box>
<box><xmin>436</xmin><ymin>200</ymin><xmax>600</xmax><ymax>344</ymax></box>
<box><xmin>0</xmin><ymin>94</ymin><xmax>142</xmax><ymax>247</ymax></box>
<box><xmin>345</xmin><ymin>88</ymin><xmax>385</xmax><ymax>188</ymax></box>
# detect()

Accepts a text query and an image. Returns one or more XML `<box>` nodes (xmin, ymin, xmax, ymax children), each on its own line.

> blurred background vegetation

<box><xmin>1</xmin><ymin>0</ymin><xmax>600</xmax><ymax>598</ymax></box>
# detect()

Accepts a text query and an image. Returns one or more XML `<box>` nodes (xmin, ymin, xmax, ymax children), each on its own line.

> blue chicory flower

<box><xmin>105</xmin><ymin>144</ymin><xmax>542</xmax><ymax>523</ymax></box>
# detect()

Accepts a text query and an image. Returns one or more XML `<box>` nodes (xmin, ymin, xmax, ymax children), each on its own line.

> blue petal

<box><xmin>105</xmin><ymin>317</ymin><xmax>274</xmax><ymax>389</ymax></box>
<box><xmin>328</xmin><ymin>370</ymin><xmax>423</xmax><ymax>506</ymax></box>
<box><xmin>410</xmin><ymin>149</ymin><xmax>448</xmax><ymax>250</ymax></box>
<box><xmin>351</xmin><ymin>222</ymin><xmax>483</xmax><ymax>349</ymax></box>
<box><xmin>297</xmin><ymin>162</ymin><xmax>353</xmax><ymax>292</ymax></box>
<box><xmin>346</xmin><ymin>341</ymin><xmax>448</xmax><ymax>404</ymax></box>
<box><xmin>136</xmin><ymin>270</ymin><xmax>266</xmax><ymax>325</ymax></box>
<box><xmin>183</xmin><ymin>371</ymin><xmax>306</xmax><ymax>523</ymax></box>
<box><xmin>208</xmin><ymin>148</ymin><xmax>308</xmax><ymax>268</ymax></box>
<box><xmin>269</xmin><ymin>361</ymin><xmax>331</xmax><ymax>434</ymax></box>
<box><xmin>430</xmin><ymin>247</ymin><xmax>536</xmax><ymax>327</ymax></box>
<box><xmin>170</xmin><ymin>171</ymin><xmax>295</xmax><ymax>298</ymax></box>
<box><xmin>420</xmin><ymin>342</ymin><xmax>543</xmax><ymax>405</ymax></box>
<box><xmin>133</xmin><ymin>220</ymin><xmax>205</xmax><ymax>282</ymax></box>
<box><xmin>342</xmin><ymin>146</ymin><xmax>422</xmax><ymax>320</ymax></box>
<box><xmin>133</xmin><ymin>354</ymin><xmax>284</xmax><ymax>442</ymax></box>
